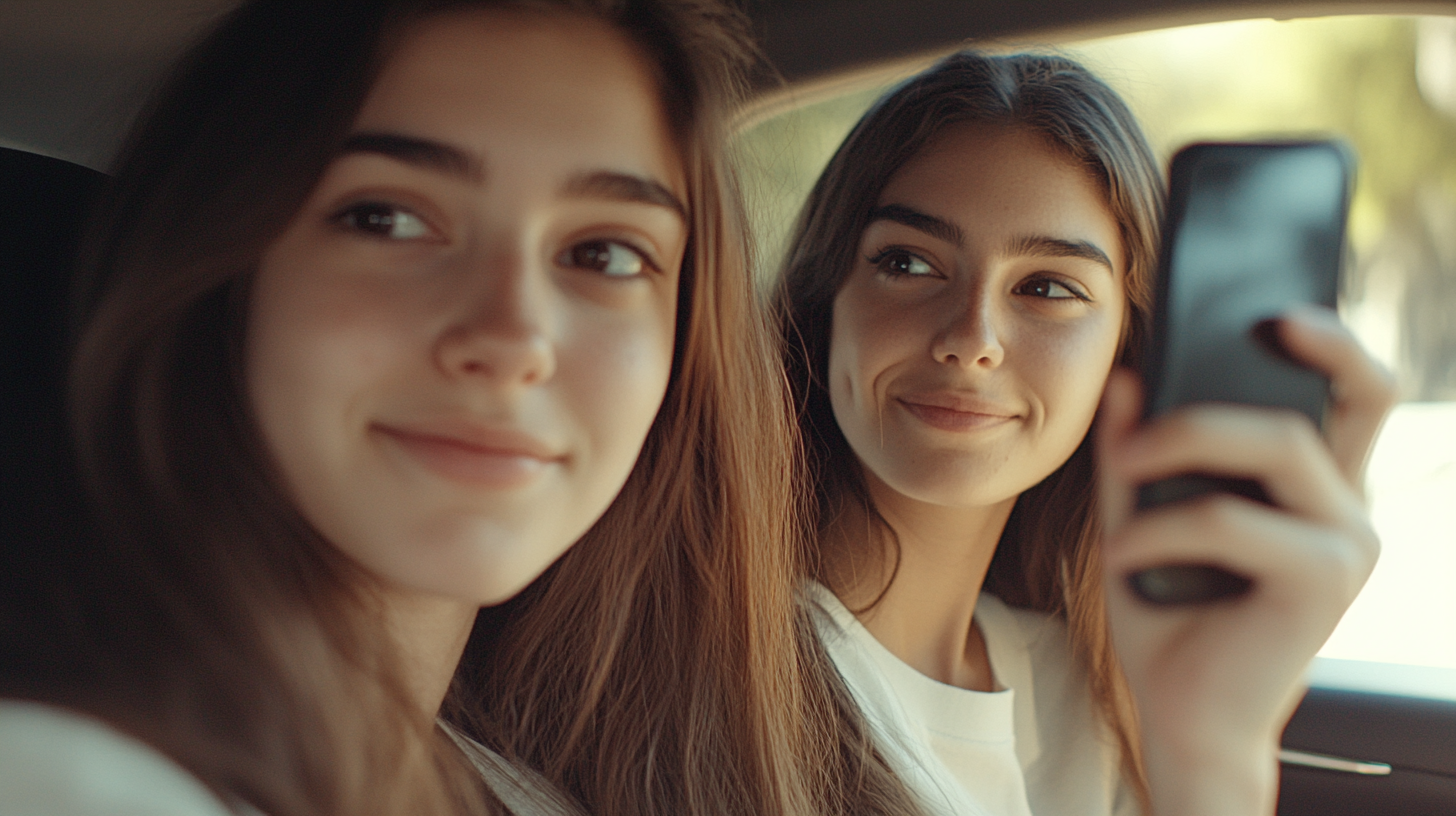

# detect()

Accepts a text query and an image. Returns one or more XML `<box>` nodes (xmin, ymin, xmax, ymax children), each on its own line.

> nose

<box><xmin>931</xmin><ymin>286</ymin><xmax>1005</xmax><ymax>369</ymax></box>
<box><xmin>434</xmin><ymin>250</ymin><xmax>556</xmax><ymax>386</ymax></box>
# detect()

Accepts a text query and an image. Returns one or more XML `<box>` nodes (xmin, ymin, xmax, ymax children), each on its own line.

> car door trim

<box><xmin>1279</xmin><ymin>748</ymin><xmax>1393</xmax><ymax>776</ymax></box>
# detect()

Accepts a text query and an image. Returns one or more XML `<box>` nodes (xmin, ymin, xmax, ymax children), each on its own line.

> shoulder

<box><xmin>803</xmin><ymin>580</ymin><xmax>855</xmax><ymax>641</ymax></box>
<box><xmin>0</xmin><ymin>699</ymin><xmax>235</xmax><ymax>816</ymax></box>
<box><xmin>799</xmin><ymin>583</ymin><xmax>907</xmax><ymax>708</ymax></box>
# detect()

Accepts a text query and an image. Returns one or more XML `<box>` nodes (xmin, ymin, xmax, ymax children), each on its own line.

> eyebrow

<box><xmin>338</xmin><ymin>132</ymin><xmax>685</xmax><ymax>220</ymax></box>
<box><xmin>868</xmin><ymin>203</ymin><xmax>1116</xmax><ymax>273</ymax></box>
<box><xmin>339</xmin><ymin>132</ymin><xmax>485</xmax><ymax>183</ymax></box>
<box><xmin>564</xmin><ymin>171</ymin><xmax>687</xmax><ymax>221</ymax></box>
<box><xmin>1008</xmin><ymin>234</ymin><xmax>1116</xmax><ymax>273</ymax></box>
<box><xmin>867</xmin><ymin>204</ymin><xmax>964</xmax><ymax>248</ymax></box>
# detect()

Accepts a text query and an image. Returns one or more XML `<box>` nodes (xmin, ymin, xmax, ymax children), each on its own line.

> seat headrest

<box><xmin>0</xmin><ymin>147</ymin><xmax>106</xmax><ymax>549</ymax></box>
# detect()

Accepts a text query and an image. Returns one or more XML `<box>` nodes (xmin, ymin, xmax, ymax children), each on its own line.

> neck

<box><xmin>824</xmin><ymin>470</ymin><xmax>1016</xmax><ymax>691</ymax></box>
<box><xmin>376</xmin><ymin>588</ymin><xmax>480</xmax><ymax>721</ymax></box>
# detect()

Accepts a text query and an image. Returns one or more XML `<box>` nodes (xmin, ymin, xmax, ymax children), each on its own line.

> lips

<box><xmin>895</xmin><ymin>392</ymin><xmax>1019</xmax><ymax>433</ymax></box>
<box><xmin>372</xmin><ymin>422</ymin><xmax>565</xmax><ymax>488</ymax></box>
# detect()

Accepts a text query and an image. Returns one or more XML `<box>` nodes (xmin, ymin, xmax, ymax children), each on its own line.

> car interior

<box><xmin>2</xmin><ymin>1</ymin><xmax>1453</xmax><ymax>814</ymax></box>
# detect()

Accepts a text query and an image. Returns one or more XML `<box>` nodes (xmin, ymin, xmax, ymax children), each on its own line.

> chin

<box><xmin>902</xmin><ymin>480</ymin><xmax>1021</xmax><ymax>510</ymax></box>
<box><xmin>401</xmin><ymin>559</ymin><xmax>556</xmax><ymax>608</ymax></box>
<box><xmin>357</xmin><ymin>518</ymin><xmax>581</xmax><ymax>608</ymax></box>
<box><xmin>453</xmin><ymin>543</ymin><xmax>577</xmax><ymax>607</ymax></box>
<box><xmin>879</xmin><ymin>456</ymin><xmax>1040</xmax><ymax>509</ymax></box>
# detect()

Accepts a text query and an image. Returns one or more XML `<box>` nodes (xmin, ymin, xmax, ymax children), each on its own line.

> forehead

<box><xmin>355</xmin><ymin>8</ymin><xmax>684</xmax><ymax>193</ymax></box>
<box><xmin>878</xmin><ymin>124</ymin><xmax>1122</xmax><ymax>261</ymax></box>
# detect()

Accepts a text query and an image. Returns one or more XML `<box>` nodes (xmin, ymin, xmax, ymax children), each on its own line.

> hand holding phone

<box><xmin>1132</xmin><ymin>141</ymin><xmax>1354</xmax><ymax>604</ymax></box>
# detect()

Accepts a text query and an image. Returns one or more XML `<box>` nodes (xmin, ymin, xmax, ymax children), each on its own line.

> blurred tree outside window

<box><xmin>735</xmin><ymin>15</ymin><xmax>1456</xmax><ymax>672</ymax></box>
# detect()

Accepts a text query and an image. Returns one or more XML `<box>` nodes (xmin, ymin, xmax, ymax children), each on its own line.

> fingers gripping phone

<box><xmin>1131</xmin><ymin>141</ymin><xmax>1354</xmax><ymax>605</ymax></box>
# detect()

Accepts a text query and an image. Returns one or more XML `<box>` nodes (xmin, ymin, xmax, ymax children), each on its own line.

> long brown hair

<box><xmin>775</xmin><ymin>51</ymin><xmax>1165</xmax><ymax>804</ymax></box>
<box><xmin>3</xmin><ymin>1</ymin><xmax>870</xmax><ymax>815</ymax></box>
<box><xmin>53</xmin><ymin>2</ymin><xmax>515</xmax><ymax>814</ymax></box>
<box><xmin>440</xmin><ymin>4</ymin><xmax>922</xmax><ymax>814</ymax></box>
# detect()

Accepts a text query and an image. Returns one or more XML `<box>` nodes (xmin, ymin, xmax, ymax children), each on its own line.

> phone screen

<box><xmin>1140</xmin><ymin>141</ymin><xmax>1352</xmax><ymax>508</ymax></box>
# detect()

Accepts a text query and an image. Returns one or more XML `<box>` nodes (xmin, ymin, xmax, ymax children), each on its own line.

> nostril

<box><xmin>460</xmin><ymin>359</ymin><xmax>486</xmax><ymax>374</ymax></box>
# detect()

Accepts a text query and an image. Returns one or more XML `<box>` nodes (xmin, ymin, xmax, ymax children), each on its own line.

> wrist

<box><xmin>1141</xmin><ymin>731</ymin><xmax>1280</xmax><ymax>816</ymax></box>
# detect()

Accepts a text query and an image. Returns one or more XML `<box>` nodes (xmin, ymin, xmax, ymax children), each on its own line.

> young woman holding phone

<box><xmin>776</xmin><ymin>51</ymin><xmax>1394</xmax><ymax>816</ymax></box>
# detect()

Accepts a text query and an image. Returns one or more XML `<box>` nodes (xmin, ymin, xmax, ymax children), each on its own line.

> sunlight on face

<box><xmin>247</xmin><ymin>9</ymin><xmax>687</xmax><ymax>605</ymax></box>
<box><xmin>829</xmin><ymin>124</ymin><xmax>1126</xmax><ymax>509</ymax></box>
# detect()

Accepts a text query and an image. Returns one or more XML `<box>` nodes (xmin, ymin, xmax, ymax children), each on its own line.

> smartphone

<box><xmin>1131</xmin><ymin>140</ymin><xmax>1354</xmax><ymax>604</ymax></box>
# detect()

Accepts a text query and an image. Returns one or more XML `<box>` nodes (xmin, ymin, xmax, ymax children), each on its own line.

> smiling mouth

<box><xmin>896</xmin><ymin>398</ymin><xmax>1018</xmax><ymax>432</ymax></box>
<box><xmin>372</xmin><ymin>424</ymin><xmax>564</xmax><ymax>488</ymax></box>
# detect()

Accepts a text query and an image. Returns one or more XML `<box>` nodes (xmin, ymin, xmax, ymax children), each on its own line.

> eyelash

<box><xmin>1014</xmin><ymin>276</ymin><xmax>1092</xmax><ymax>302</ymax></box>
<box><xmin>558</xmin><ymin>238</ymin><xmax>659</xmax><ymax>278</ymax></box>
<box><xmin>867</xmin><ymin>248</ymin><xmax>1092</xmax><ymax>302</ymax></box>
<box><xmin>867</xmin><ymin>248</ymin><xmax>938</xmax><ymax>278</ymax></box>
<box><xmin>329</xmin><ymin>200</ymin><xmax>660</xmax><ymax>279</ymax></box>
<box><xmin>331</xmin><ymin>200</ymin><xmax>435</xmax><ymax>241</ymax></box>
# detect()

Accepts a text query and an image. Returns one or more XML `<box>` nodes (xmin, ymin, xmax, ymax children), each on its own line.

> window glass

<box><xmin>735</xmin><ymin>15</ymin><xmax>1456</xmax><ymax>672</ymax></box>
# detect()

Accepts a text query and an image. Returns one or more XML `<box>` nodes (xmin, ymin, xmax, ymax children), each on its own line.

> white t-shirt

<box><xmin>0</xmin><ymin>699</ymin><xmax>576</xmax><ymax>816</ymax></box>
<box><xmin>808</xmin><ymin>583</ymin><xmax>1138</xmax><ymax>816</ymax></box>
<box><xmin>0</xmin><ymin>699</ymin><xmax>236</xmax><ymax>816</ymax></box>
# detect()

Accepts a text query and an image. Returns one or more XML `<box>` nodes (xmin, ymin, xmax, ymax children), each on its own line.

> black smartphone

<box><xmin>1131</xmin><ymin>140</ymin><xmax>1354</xmax><ymax>604</ymax></box>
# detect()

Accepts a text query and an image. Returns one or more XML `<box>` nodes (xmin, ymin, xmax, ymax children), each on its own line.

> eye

<box><xmin>333</xmin><ymin>202</ymin><xmax>432</xmax><ymax>240</ymax></box>
<box><xmin>869</xmin><ymin>249</ymin><xmax>936</xmax><ymax>278</ymax></box>
<box><xmin>561</xmin><ymin>239</ymin><xmax>650</xmax><ymax>277</ymax></box>
<box><xmin>1015</xmin><ymin>276</ymin><xmax>1088</xmax><ymax>301</ymax></box>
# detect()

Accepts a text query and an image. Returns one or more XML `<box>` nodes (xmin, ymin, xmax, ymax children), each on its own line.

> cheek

<box><xmin>251</xmin><ymin>282</ymin><xmax>402</xmax><ymax>391</ymax></box>
<box><xmin>246</xmin><ymin>242</ymin><xmax>424</xmax><ymax>486</ymax></box>
<box><xmin>557</xmin><ymin>297</ymin><xmax>676</xmax><ymax>468</ymax></box>
<box><xmin>826</xmin><ymin>296</ymin><xmax>865</xmax><ymax>426</ymax></box>
<box><xmin>1020</xmin><ymin>313</ymin><xmax>1123</xmax><ymax>431</ymax></box>
<box><xmin>828</xmin><ymin>287</ymin><xmax>912</xmax><ymax>407</ymax></box>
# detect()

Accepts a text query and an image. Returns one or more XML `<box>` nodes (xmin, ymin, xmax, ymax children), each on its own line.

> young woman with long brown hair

<box><xmin>0</xmin><ymin>1</ymin><xmax>894</xmax><ymax>814</ymax></box>
<box><xmin>777</xmin><ymin>51</ymin><xmax>1394</xmax><ymax>816</ymax></box>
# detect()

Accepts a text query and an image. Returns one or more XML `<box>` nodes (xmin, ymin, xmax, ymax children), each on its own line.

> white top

<box><xmin>808</xmin><ymin>583</ymin><xmax>1137</xmax><ymax>816</ymax></box>
<box><xmin>0</xmin><ymin>700</ymin><xmax>236</xmax><ymax>816</ymax></box>
<box><xmin>0</xmin><ymin>699</ymin><xmax>577</xmax><ymax>816</ymax></box>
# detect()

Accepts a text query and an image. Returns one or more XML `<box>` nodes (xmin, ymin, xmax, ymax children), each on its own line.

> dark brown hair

<box><xmin>3</xmin><ymin>1</ymin><xmax>891</xmax><ymax>815</ymax></box>
<box><xmin>775</xmin><ymin>50</ymin><xmax>1165</xmax><ymax>803</ymax></box>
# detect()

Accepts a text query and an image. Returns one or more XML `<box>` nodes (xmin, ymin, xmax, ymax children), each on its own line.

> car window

<box><xmin>735</xmin><ymin>14</ymin><xmax>1456</xmax><ymax>674</ymax></box>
